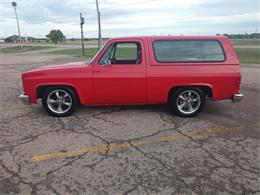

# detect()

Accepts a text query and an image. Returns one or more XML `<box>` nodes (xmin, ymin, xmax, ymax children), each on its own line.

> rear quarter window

<box><xmin>153</xmin><ymin>40</ymin><xmax>225</xmax><ymax>63</ymax></box>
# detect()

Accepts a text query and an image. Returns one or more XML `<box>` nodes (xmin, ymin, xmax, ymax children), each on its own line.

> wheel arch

<box><xmin>36</xmin><ymin>84</ymin><xmax>81</xmax><ymax>104</ymax></box>
<box><xmin>167</xmin><ymin>84</ymin><xmax>214</xmax><ymax>102</ymax></box>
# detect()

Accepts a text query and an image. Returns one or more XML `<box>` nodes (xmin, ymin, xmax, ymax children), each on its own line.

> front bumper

<box><xmin>19</xmin><ymin>93</ymin><xmax>30</xmax><ymax>105</ymax></box>
<box><xmin>232</xmin><ymin>93</ymin><xmax>244</xmax><ymax>103</ymax></box>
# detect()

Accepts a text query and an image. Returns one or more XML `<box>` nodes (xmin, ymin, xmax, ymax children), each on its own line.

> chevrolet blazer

<box><xmin>19</xmin><ymin>36</ymin><xmax>243</xmax><ymax>117</ymax></box>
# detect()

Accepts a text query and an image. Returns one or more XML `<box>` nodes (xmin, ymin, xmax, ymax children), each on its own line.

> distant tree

<box><xmin>46</xmin><ymin>30</ymin><xmax>65</xmax><ymax>44</ymax></box>
<box><xmin>223</xmin><ymin>34</ymin><xmax>229</xmax><ymax>37</ymax></box>
<box><xmin>220</xmin><ymin>33</ymin><xmax>260</xmax><ymax>39</ymax></box>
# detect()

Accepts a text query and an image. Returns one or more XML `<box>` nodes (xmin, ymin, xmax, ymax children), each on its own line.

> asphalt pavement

<box><xmin>0</xmin><ymin>53</ymin><xmax>259</xmax><ymax>194</ymax></box>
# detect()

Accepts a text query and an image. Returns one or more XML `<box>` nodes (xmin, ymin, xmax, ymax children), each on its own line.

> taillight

<box><xmin>235</xmin><ymin>75</ymin><xmax>241</xmax><ymax>88</ymax></box>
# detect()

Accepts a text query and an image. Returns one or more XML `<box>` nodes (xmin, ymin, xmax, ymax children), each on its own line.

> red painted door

<box><xmin>93</xmin><ymin>40</ymin><xmax>146</xmax><ymax>105</ymax></box>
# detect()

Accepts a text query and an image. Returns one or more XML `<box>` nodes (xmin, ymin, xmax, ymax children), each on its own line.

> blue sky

<box><xmin>0</xmin><ymin>0</ymin><xmax>259</xmax><ymax>38</ymax></box>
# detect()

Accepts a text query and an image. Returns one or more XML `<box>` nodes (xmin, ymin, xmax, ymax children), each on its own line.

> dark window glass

<box><xmin>153</xmin><ymin>40</ymin><xmax>225</xmax><ymax>63</ymax></box>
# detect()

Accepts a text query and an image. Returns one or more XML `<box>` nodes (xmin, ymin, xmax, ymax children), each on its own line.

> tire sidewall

<box><xmin>42</xmin><ymin>86</ymin><xmax>78</xmax><ymax>117</ymax></box>
<box><xmin>170</xmin><ymin>87</ymin><xmax>205</xmax><ymax>117</ymax></box>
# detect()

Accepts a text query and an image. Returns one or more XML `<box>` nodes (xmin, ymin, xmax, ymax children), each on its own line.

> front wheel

<box><xmin>42</xmin><ymin>87</ymin><xmax>78</xmax><ymax>117</ymax></box>
<box><xmin>169</xmin><ymin>87</ymin><xmax>205</xmax><ymax>117</ymax></box>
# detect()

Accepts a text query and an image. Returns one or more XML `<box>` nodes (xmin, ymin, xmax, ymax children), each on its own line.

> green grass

<box><xmin>235</xmin><ymin>48</ymin><xmax>260</xmax><ymax>64</ymax></box>
<box><xmin>0</xmin><ymin>46</ymin><xmax>53</xmax><ymax>53</ymax></box>
<box><xmin>2</xmin><ymin>44</ymin><xmax>258</xmax><ymax>65</ymax></box>
<box><xmin>46</xmin><ymin>47</ymin><xmax>137</xmax><ymax>58</ymax></box>
<box><xmin>29</xmin><ymin>38</ymin><xmax>260</xmax><ymax>46</ymax></box>
<box><xmin>115</xmin><ymin>47</ymin><xmax>137</xmax><ymax>59</ymax></box>
<box><xmin>46</xmin><ymin>48</ymin><xmax>98</xmax><ymax>57</ymax></box>
<box><xmin>31</xmin><ymin>39</ymin><xmax>107</xmax><ymax>46</ymax></box>
<box><xmin>232</xmin><ymin>39</ymin><xmax>260</xmax><ymax>46</ymax></box>
<box><xmin>62</xmin><ymin>40</ymin><xmax>107</xmax><ymax>45</ymax></box>
<box><xmin>47</xmin><ymin>47</ymin><xmax>260</xmax><ymax>64</ymax></box>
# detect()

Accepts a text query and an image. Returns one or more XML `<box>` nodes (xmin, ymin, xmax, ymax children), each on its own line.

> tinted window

<box><xmin>153</xmin><ymin>40</ymin><xmax>225</xmax><ymax>62</ymax></box>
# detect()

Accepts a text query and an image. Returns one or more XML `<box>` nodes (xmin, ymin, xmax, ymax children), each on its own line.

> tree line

<box><xmin>217</xmin><ymin>33</ymin><xmax>260</xmax><ymax>39</ymax></box>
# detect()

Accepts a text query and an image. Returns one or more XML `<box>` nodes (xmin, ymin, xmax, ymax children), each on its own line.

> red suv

<box><xmin>19</xmin><ymin>36</ymin><xmax>243</xmax><ymax>117</ymax></box>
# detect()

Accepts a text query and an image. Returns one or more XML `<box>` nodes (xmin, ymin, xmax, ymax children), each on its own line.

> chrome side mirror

<box><xmin>106</xmin><ymin>59</ymin><xmax>111</xmax><ymax>65</ymax></box>
<box><xmin>101</xmin><ymin>58</ymin><xmax>112</xmax><ymax>67</ymax></box>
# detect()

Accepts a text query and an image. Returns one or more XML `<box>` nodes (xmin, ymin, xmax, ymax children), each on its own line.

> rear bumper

<box><xmin>19</xmin><ymin>93</ymin><xmax>30</xmax><ymax>105</ymax></box>
<box><xmin>232</xmin><ymin>93</ymin><xmax>243</xmax><ymax>103</ymax></box>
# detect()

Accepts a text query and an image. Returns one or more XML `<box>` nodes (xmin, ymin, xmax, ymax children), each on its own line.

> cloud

<box><xmin>0</xmin><ymin>0</ymin><xmax>259</xmax><ymax>38</ymax></box>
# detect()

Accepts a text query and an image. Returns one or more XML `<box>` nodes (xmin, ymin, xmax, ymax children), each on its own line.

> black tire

<box><xmin>42</xmin><ymin>86</ymin><xmax>79</xmax><ymax>117</ymax></box>
<box><xmin>169</xmin><ymin>87</ymin><xmax>205</xmax><ymax>117</ymax></box>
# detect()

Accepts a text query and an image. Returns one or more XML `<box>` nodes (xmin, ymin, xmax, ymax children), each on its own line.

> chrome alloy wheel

<box><xmin>176</xmin><ymin>90</ymin><xmax>201</xmax><ymax>115</ymax></box>
<box><xmin>47</xmin><ymin>90</ymin><xmax>72</xmax><ymax>114</ymax></box>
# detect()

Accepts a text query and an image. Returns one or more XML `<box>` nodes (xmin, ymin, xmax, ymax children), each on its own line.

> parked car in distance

<box><xmin>19</xmin><ymin>36</ymin><xmax>243</xmax><ymax>117</ymax></box>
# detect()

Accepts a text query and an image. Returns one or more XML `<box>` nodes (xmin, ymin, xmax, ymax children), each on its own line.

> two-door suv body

<box><xmin>20</xmin><ymin>36</ymin><xmax>243</xmax><ymax>117</ymax></box>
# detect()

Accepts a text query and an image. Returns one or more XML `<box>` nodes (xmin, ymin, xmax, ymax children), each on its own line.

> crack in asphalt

<box><xmin>1</xmin><ymin>56</ymin><xmax>260</xmax><ymax>194</ymax></box>
<box><xmin>1</xmin><ymin>108</ymin><xmax>260</xmax><ymax>194</ymax></box>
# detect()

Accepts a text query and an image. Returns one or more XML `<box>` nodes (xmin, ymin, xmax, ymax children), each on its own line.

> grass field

<box><xmin>6</xmin><ymin>38</ymin><xmax>258</xmax><ymax>47</ymax></box>
<box><xmin>61</xmin><ymin>40</ymin><xmax>107</xmax><ymax>45</ymax></box>
<box><xmin>47</xmin><ymin>47</ymin><xmax>259</xmax><ymax>64</ymax></box>
<box><xmin>46</xmin><ymin>48</ymin><xmax>98</xmax><ymax>57</ymax></box>
<box><xmin>232</xmin><ymin>39</ymin><xmax>260</xmax><ymax>46</ymax></box>
<box><xmin>1</xmin><ymin>41</ymin><xmax>259</xmax><ymax>64</ymax></box>
<box><xmin>0</xmin><ymin>46</ymin><xmax>53</xmax><ymax>53</ymax></box>
<box><xmin>31</xmin><ymin>39</ymin><xmax>107</xmax><ymax>46</ymax></box>
<box><xmin>22</xmin><ymin>38</ymin><xmax>260</xmax><ymax>46</ymax></box>
<box><xmin>46</xmin><ymin>47</ymin><xmax>138</xmax><ymax>58</ymax></box>
<box><xmin>235</xmin><ymin>48</ymin><xmax>260</xmax><ymax>64</ymax></box>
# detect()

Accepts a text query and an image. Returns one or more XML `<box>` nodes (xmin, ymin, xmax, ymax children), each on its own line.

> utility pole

<box><xmin>80</xmin><ymin>13</ymin><xmax>85</xmax><ymax>56</ymax></box>
<box><xmin>95</xmin><ymin>0</ymin><xmax>102</xmax><ymax>49</ymax></box>
<box><xmin>11</xmin><ymin>1</ymin><xmax>22</xmax><ymax>49</ymax></box>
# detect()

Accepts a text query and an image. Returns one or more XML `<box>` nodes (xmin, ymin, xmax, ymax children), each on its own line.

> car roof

<box><xmin>109</xmin><ymin>36</ymin><xmax>228</xmax><ymax>41</ymax></box>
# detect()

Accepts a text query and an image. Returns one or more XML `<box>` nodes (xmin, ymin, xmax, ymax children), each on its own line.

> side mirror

<box><xmin>101</xmin><ymin>58</ymin><xmax>112</xmax><ymax>67</ymax></box>
<box><xmin>106</xmin><ymin>59</ymin><xmax>112</xmax><ymax>65</ymax></box>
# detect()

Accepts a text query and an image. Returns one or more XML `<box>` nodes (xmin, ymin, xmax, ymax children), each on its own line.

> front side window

<box><xmin>99</xmin><ymin>44</ymin><xmax>115</xmax><ymax>65</ymax></box>
<box><xmin>153</xmin><ymin>40</ymin><xmax>225</xmax><ymax>63</ymax></box>
<box><xmin>99</xmin><ymin>42</ymin><xmax>142</xmax><ymax>65</ymax></box>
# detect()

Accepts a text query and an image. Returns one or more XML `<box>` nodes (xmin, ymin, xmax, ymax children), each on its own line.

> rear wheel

<box><xmin>42</xmin><ymin>87</ymin><xmax>78</xmax><ymax>117</ymax></box>
<box><xmin>169</xmin><ymin>87</ymin><xmax>205</xmax><ymax>117</ymax></box>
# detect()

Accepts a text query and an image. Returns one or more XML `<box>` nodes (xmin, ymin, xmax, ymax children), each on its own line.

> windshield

<box><xmin>90</xmin><ymin>43</ymin><xmax>107</xmax><ymax>64</ymax></box>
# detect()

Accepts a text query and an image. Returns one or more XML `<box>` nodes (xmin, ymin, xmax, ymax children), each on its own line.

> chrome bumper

<box><xmin>19</xmin><ymin>93</ymin><xmax>30</xmax><ymax>105</ymax></box>
<box><xmin>232</xmin><ymin>93</ymin><xmax>243</xmax><ymax>103</ymax></box>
